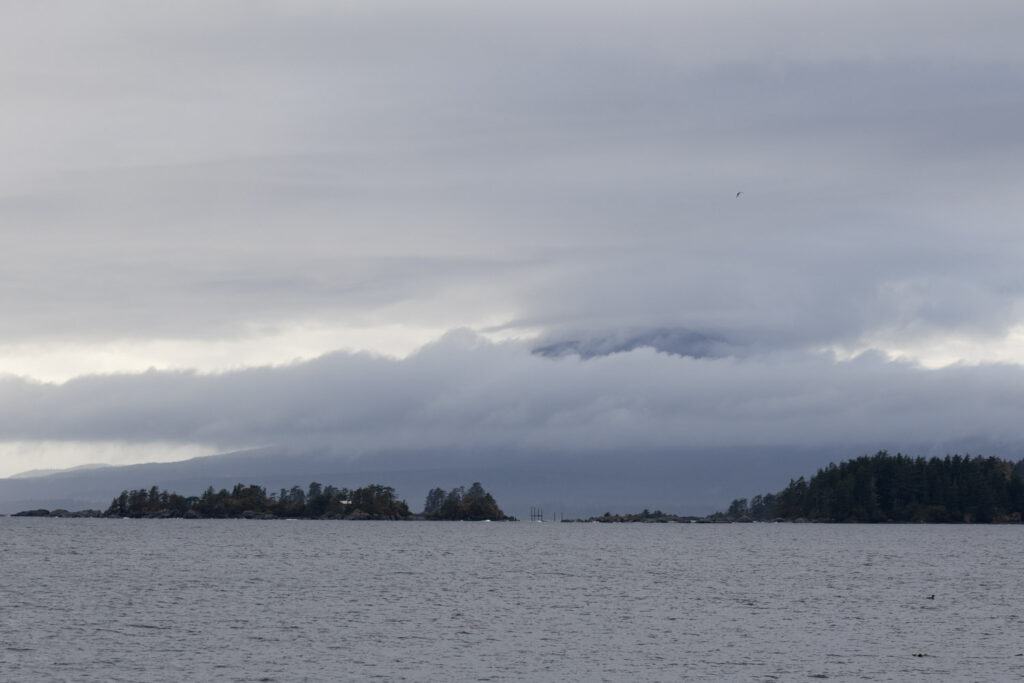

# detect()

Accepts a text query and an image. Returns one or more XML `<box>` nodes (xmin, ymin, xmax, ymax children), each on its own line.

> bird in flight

<box><xmin>736</xmin><ymin>191</ymin><xmax>743</xmax><ymax>198</ymax></box>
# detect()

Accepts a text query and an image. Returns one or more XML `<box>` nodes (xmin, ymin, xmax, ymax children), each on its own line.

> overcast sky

<box><xmin>3</xmin><ymin>1</ymin><xmax>1024</xmax><ymax>478</ymax></box>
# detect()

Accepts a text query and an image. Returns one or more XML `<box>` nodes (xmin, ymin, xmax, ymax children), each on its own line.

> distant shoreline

<box><xmin>8</xmin><ymin>509</ymin><xmax>517</xmax><ymax>521</ymax></box>
<box><xmin>10</xmin><ymin>508</ymin><xmax>1023</xmax><ymax>524</ymax></box>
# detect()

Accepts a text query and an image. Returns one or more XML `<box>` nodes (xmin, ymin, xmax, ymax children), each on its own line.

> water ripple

<box><xmin>2</xmin><ymin>519</ymin><xmax>1023</xmax><ymax>681</ymax></box>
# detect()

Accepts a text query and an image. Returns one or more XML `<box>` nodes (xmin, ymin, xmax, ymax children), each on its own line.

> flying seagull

<box><xmin>735</xmin><ymin>191</ymin><xmax>743</xmax><ymax>198</ymax></box>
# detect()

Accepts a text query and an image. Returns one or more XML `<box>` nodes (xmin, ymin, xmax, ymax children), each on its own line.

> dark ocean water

<box><xmin>1</xmin><ymin>519</ymin><xmax>1022</xmax><ymax>682</ymax></box>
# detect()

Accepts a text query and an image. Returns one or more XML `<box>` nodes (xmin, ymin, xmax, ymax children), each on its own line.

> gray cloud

<box><xmin>3</xmin><ymin>2</ymin><xmax>1024</xmax><ymax>477</ymax></box>
<box><xmin>3</xmin><ymin>2</ymin><xmax>1024</xmax><ymax>354</ymax></box>
<box><xmin>2</xmin><ymin>333</ymin><xmax>1024</xmax><ymax>461</ymax></box>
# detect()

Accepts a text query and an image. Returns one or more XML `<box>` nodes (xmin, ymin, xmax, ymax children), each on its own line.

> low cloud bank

<box><xmin>2</xmin><ymin>331</ymin><xmax>1023</xmax><ymax>465</ymax></box>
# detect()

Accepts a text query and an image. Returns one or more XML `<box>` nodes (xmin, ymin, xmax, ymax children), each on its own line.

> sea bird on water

<box><xmin>735</xmin><ymin>191</ymin><xmax>743</xmax><ymax>198</ymax></box>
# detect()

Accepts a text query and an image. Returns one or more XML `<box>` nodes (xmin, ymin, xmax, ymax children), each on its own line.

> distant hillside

<box><xmin>8</xmin><ymin>463</ymin><xmax>113</xmax><ymax>479</ymax></box>
<box><xmin>720</xmin><ymin>451</ymin><xmax>1024</xmax><ymax>523</ymax></box>
<box><xmin>0</xmin><ymin>445</ymin><xmax>840</xmax><ymax>518</ymax></box>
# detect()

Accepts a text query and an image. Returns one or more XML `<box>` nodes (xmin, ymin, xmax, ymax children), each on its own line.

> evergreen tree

<box><xmin>727</xmin><ymin>452</ymin><xmax>1024</xmax><ymax>523</ymax></box>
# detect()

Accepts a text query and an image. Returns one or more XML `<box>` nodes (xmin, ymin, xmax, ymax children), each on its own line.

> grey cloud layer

<box><xmin>4</xmin><ymin>2</ymin><xmax>1024</xmax><ymax>477</ymax></box>
<box><xmin>3</xmin><ymin>2</ymin><xmax>1024</xmax><ymax>354</ymax></box>
<box><xmin>2</xmin><ymin>333</ymin><xmax>1024</xmax><ymax>455</ymax></box>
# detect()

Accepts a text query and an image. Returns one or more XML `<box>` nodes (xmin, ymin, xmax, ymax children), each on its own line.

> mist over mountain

<box><xmin>532</xmin><ymin>327</ymin><xmax>737</xmax><ymax>360</ymax></box>
<box><xmin>0</xmin><ymin>445</ymin><xmax>811</xmax><ymax>518</ymax></box>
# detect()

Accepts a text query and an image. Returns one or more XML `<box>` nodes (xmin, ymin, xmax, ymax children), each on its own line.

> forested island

<box><xmin>13</xmin><ymin>452</ymin><xmax>1024</xmax><ymax>523</ymax></box>
<box><xmin>560</xmin><ymin>452</ymin><xmax>1024</xmax><ymax>524</ymax></box>
<box><xmin>717</xmin><ymin>451</ymin><xmax>1024</xmax><ymax>523</ymax></box>
<box><xmin>13</xmin><ymin>481</ymin><xmax>511</xmax><ymax>521</ymax></box>
<box><xmin>422</xmin><ymin>483</ymin><xmax>505</xmax><ymax>520</ymax></box>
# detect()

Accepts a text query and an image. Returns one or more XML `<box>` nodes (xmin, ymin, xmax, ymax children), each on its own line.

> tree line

<box><xmin>104</xmin><ymin>481</ymin><xmax>509</xmax><ymax>520</ymax></box>
<box><xmin>721</xmin><ymin>451</ymin><xmax>1024</xmax><ymax>523</ymax></box>
<box><xmin>106</xmin><ymin>482</ymin><xmax>411</xmax><ymax>519</ymax></box>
